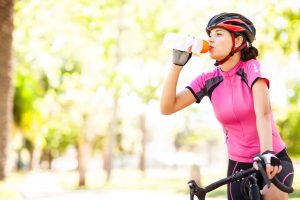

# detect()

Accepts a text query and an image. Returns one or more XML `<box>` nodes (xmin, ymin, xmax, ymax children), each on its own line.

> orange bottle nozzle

<box><xmin>200</xmin><ymin>40</ymin><xmax>210</xmax><ymax>53</ymax></box>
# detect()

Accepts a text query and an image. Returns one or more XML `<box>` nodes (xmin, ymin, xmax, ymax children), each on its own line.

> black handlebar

<box><xmin>188</xmin><ymin>160</ymin><xmax>293</xmax><ymax>200</ymax></box>
<box><xmin>271</xmin><ymin>175</ymin><xmax>294</xmax><ymax>193</ymax></box>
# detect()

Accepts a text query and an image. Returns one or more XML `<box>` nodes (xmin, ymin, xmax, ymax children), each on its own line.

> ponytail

<box><xmin>241</xmin><ymin>45</ymin><xmax>259</xmax><ymax>61</ymax></box>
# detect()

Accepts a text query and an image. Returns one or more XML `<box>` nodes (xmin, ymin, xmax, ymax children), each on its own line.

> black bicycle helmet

<box><xmin>206</xmin><ymin>13</ymin><xmax>256</xmax><ymax>66</ymax></box>
<box><xmin>206</xmin><ymin>12</ymin><xmax>256</xmax><ymax>43</ymax></box>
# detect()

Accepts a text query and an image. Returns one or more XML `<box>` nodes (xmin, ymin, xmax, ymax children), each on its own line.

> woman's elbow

<box><xmin>161</xmin><ymin>110</ymin><xmax>173</xmax><ymax>115</ymax></box>
<box><xmin>255</xmin><ymin>108</ymin><xmax>271</xmax><ymax>119</ymax></box>
<box><xmin>160</xmin><ymin>104</ymin><xmax>174</xmax><ymax>115</ymax></box>
<box><xmin>160</xmin><ymin>107</ymin><xmax>172</xmax><ymax>115</ymax></box>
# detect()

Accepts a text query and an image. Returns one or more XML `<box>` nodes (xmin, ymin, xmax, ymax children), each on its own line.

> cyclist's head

<box><xmin>206</xmin><ymin>12</ymin><xmax>256</xmax><ymax>43</ymax></box>
<box><xmin>206</xmin><ymin>13</ymin><xmax>258</xmax><ymax>65</ymax></box>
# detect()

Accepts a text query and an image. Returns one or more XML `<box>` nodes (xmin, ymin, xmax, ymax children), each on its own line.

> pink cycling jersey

<box><xmin>187</xmin><ymin>59</ymin><xmax>285</xmax><ymax>162</ymax></box>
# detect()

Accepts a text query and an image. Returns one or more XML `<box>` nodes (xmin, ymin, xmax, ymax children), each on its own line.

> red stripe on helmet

<box><xmin>223</xmin><ymin>19</ymin><xmax>245</xmax><ymax>24</ymax></box>
<box><xmin>217</xmin><ymin>23</ymin><xmax>246</xmax><ymax>32</ymax></box>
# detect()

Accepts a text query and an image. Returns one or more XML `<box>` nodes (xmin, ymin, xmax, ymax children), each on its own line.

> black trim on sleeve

<box><xmin>186</xmin><ymin>86</ymin><xmax>200</xmax><ymax>103</ymax></box>
<box><xmin>251</xmin><ymin>77</ymin><xmax>270</xmax><ymax>89</ymax></box>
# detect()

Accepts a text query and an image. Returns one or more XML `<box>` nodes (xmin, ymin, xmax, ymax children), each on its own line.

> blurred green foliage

<box><xmin>277</xmin><ymin>82</ymin><xmax>300</xmax><ymax>157</ymax></box>
<box><xmin>9</xmin><ymin>0</ymin><xmax>300</xmax><ymax>172</ymax></box>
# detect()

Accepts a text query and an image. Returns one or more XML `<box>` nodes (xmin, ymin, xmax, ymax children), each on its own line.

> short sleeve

<box><xmin>186</xmin><ymin>72</ymin><xmax>207</xmax><ymax>103</ymax></box>
<box><xmin>246</xmin><ymin>60</ymin><xmax>269</xmax><ymax>89</ymax></box>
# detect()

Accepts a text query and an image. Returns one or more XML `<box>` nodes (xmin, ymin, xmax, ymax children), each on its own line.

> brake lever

<box><xmin>257</xmin><ymin>161</ymin><xmax>271</xmax><ymax>188</ymax></box>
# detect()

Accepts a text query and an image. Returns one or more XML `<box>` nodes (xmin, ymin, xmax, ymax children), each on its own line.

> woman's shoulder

<box><xmin>203</xmin><ymin>66</ymin><xmax>221</xmax><ymax>78</ymax></box>
<box><xmin>193</xmin><ymin>66</ymin><xmax>219</xmax><ymax>79</ymax></box>
<box><xmin>243</xmin><ymin>59</ymin><xmax>260</xmax><ymax>65</ymax></box>
<box><xmin>241</xmin><ymin>59</ymin><xmax>261</xmax><ymax>71</ymax></box>
<box><xmin>191</xmin><ymin>67</ymin><xmax>221</xmax><ymax>86</ymax></box>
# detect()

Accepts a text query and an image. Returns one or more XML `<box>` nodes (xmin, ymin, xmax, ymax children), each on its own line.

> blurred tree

<box><xmin>122</xmin><ymin>0</ymin><xmax>180</xmax><ymax>174</ymax></box>
<box><xmin>10</xmin><ymin>0</ymin><xmax>299</xmax><ymax>183</ymax></box>
<box><xmin>13</xmin><ymin>0</ymin><xmax>50</xmax><ymax>171</ymax></box>
<box><xmin>90</xmin><ymin>0</ymin><xmax>174</xmax><ymax>180</ymax></box>
<box><xmin>260</xmin><ymin>4</ymin><xmax>300</xmax><ymax>156</ymax></box>
<box><xmin>102</xmin><ymin>72</ymin><xmax>120</xmax><ymax>182</ymax></box>
<box><xmin>13</xmin><ymin>64</ymin><xmax>46</xmax><ymax>170</ymax></box>
<box><xmin>12</xmin><ymin>0</ymin><xmax>184</xmax><ymax>182</ymax></box>
<box><xmin>277</xmin><ymin>82</ymin><xmax>300</xmax><ymax>157</ymax></box>
<box><xmin>13</xmin><ymin>0</ymin><xmax>100</xmax><ymax>186</ymax></box>
<box><xmin>0</xmin><ymin>0</ymin><xmax>14</xmax><ymax>180</ymax></box>
<box><xmin>259</xmin><ymin>3</ymin><xmax>300</xmax><ymax>55</ymax></box>
<box><xmin>99</xmin><ymin>0</ymin><xmax>126</xmax><ymax>182</ymax></box>
<box><xmin>131</xmin><ymin>82</ymin><xmax>161</xmax><ymax>174</ymax></box>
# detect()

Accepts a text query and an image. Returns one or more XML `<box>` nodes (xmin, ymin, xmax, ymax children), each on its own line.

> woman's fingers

<box><xmin>266</xmin><ymin>164</ymin><xmax>282</xmax><ymax>179</ymax></box>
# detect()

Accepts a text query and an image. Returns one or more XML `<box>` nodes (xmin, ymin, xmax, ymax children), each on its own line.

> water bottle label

<box><xmin>163</xmin><ymin>33</ymin><xmax>209</xmax><ymax>54</ymax></box>
<box><xmin>192</xmin><ymin>39</ymin><xmax>203</xmax><ymax>53</ymax></box>
<box><xmin>185</xmin><ymin>36</ymin><xmax>194</xmax><ymax>50</ymax></box>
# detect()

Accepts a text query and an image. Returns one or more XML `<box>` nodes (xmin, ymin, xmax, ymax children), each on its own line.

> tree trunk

<box><xmin>78</xmin><ymin>142</ymin><xmax>88</xmax><ymax>187</ymax></box>
<box><xmin>28</xmin><ymin>144</ymin><xmax>41</xmax><ymax>171</ymax></box>
<box><xmin>139</xmin><ymin>115</ymin><xmax>147</xmax><ymax>174</ymax></box>
<box><xmin>190</xmin><ymin>164</ymin><xmax>202</xmax><ymax>187</ymax></box>
<box><xmin>0</xmin><ymin>0</ymin><xmax>14</xmax><ymax>180</ymax></box>
<box><xmin>104</xmin><ymin>98</ymin><xmax>118</xmax><ymax>182</ymax></box>
<box><xmin>40</xmin><ymin>148</ymin><xmax>53</xmax><ymax>170</ymax></box>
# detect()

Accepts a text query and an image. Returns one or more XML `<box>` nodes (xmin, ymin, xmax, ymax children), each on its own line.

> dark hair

<box><xmin>241</xmin><ymin>45</ymin><xmax>259</xmax><ymax>61</ymax></box>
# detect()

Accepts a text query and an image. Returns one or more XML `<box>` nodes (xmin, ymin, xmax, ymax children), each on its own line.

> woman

<box><xmin>160</xmin><ymin>13</ymin><xmax>294</xmax><ymax>200</ymax></box>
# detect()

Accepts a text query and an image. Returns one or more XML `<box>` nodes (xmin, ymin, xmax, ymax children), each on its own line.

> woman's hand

<box><xmin>253</xmin><ymin>151</ymin><xmax>282</xmax><ymax>179</ymax></box>
<box><xmin>172</xmin><ymin>46</ymin><xmax>192</xmax><ymax>66</ymax></box>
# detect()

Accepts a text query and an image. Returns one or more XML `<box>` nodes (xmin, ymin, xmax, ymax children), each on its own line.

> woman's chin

<box><xmin>209</xmin><ymin>54</ymin><xmax>220</xmax><ymax>60</ymax></box>
<box><xmin>209</xmin><ymin>53</ymin><xmax>226</xmax><ymax>61</ymax></box>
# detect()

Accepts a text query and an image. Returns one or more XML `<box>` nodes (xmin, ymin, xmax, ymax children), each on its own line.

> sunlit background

<box><xmin>0</xmin><ymin>0</ymin><xmax>299</xmax><ymax>199</ymax></box>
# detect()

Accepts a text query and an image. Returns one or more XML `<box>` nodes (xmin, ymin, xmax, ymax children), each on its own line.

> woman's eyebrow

<box><xmin>215</xmin><ymin>29</ymin><xmax>224</xmax><ymax>33</ymax></box>
<box><xmin>210</xmin><ymin>29</ymin><xmax>224</xmax><ymax>35</ymax></box>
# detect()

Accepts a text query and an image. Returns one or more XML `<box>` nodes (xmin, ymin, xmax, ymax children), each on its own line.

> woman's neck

<box><xmin>220</xmin><ymin>52</ymin><xmax>241</xmax><ymax>71</ymax></box>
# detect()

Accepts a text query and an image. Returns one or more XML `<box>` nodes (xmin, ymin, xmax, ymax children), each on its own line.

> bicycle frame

<box><xmin>244</xmin><ymin>174</ymin><xmax>261</xmax><ymax>200</ymax></box>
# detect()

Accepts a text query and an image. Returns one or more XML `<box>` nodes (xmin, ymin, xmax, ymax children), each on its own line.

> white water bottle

<box><xmin>163</xmin><ymin>33</ymin><xmax>209</xmax><ymax>54</ymax></box>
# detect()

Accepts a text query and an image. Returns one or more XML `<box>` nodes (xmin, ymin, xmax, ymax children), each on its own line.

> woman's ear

<box><xmin>235</xmin><ymin>35</ymin><xmax>244</xmax><ymax>48</ymax></box>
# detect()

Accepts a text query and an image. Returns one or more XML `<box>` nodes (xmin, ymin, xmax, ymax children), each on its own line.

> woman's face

<box><xmin>208</xmin><ymin>28</ymin><xmax>233</xmax><ymax>60</ymax></box>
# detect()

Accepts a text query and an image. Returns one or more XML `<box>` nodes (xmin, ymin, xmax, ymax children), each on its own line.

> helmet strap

<box><xmin>214</xmin><ymin>33</ymin><xmax>247</xmax><ymax>66</ymax></box>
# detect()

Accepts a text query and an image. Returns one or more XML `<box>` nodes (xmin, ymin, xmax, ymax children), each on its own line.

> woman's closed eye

<box><xmin>209</xmin><ymin>32</ymin><xmax>223</xmax><ymax>38</ymax></box>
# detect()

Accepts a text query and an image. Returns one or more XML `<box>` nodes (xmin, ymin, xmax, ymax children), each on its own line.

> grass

<box><xmin>0</xmin><ymin>173</ymin><xmax>25</xmax><ymax>200</ymax></box>
<box><xmin>57</xmin><ymin>168</ymin><xmax>192</xmax><ymax>191</ymax></box>
<box><xmin>57</xmin><ymin>167</ymin><xmax>300</xmax><ymax>199</ymax></box>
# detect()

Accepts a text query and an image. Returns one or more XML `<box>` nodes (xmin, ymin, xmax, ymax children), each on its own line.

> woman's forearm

<box><xmin>256</xmin><ymin>113</ymin><xmax>273</xmax><ymax>153</ymax></box>
<box><xmin>160</xmin><ymin>64</ymin><xmax>183</xmax><ymax>114</ymax></box>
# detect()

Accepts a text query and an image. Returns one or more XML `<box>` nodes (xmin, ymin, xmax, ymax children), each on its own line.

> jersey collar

<box><xmin>219</xmin><ymin>60</ymin><xmax>243</xmax><ymax>77</ymax></box>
